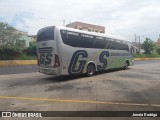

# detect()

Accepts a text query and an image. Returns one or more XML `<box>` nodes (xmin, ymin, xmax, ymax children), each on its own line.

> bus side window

<box><xmin>109</xmin><ymin>39</ymin><xmax>115</xmax><ymax>49</ymax></box>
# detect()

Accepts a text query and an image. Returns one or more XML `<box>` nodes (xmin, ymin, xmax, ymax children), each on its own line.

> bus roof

<box><xmin>56</xmin><ymin>26</ymin><xmax>129</xmax><ymax>43</ymax></box>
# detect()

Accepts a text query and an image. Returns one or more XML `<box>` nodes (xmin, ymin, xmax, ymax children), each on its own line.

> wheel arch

<box><xmin>125</xmin><ymin>59</ymin><xmax>130</xmax><ymax>66</ymax></box>
<box><xmin>86</xmin><ymin>61</ymin><xmax>97</xmax><ymax>72</ymax></box>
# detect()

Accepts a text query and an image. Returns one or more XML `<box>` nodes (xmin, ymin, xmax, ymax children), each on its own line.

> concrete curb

<box><xmin>134</xmin><ymin>58</ymin><xmax>160</xmax><ymax>61</ymax></box>
<box><xmin>0</xmin><ymin>58</ymin><xmax>160</xmax><ymax>66</ymax></box>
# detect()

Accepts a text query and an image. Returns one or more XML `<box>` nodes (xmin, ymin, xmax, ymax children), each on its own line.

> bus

<box><xmin>36</xmin><ymin>26</ymin><xmax>134</xmax><ymax>77</ymax></box>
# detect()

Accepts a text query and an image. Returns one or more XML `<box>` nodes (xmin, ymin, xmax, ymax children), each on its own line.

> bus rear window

<box><xmin>37</xmin><ymin>26</ymin><xmax>54</xmax><ymax>42</ymax></box>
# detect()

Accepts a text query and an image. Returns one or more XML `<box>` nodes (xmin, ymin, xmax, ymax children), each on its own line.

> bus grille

<box><xmin>38</xmin><ymin>47</ymin><xmax>53</xmax><ymax>53</ymax></box>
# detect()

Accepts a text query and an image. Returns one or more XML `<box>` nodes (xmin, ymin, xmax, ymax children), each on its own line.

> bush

<box><xmin>134</xmin><ymin>53</ymin><xmax>160</xmax><ymax>58</ymax></box>
<box><xmin>0</xmin><ymin>48</ymin><xmax>21</xmax><ymax>60</ymax></box>
<box><xmin>24</xmin><ymin>46</ymin><xmax>37</xmax><ymax>56</ymax></box>
<box><xmin>156</xmin><ymin>47</ymin><xmax>160</xmax><ymax>55</ymax></box>
<box><xmin>17</xmin><ymin>54</ymin><xmax>36</xmax><ymax>60</ymax></box>
<box><xmin>142</xmin><ymin>38</ymin><xmax>155</xmax><ymax>54</ymax></box>
<box><xmin>0</xmin><ymin>46</ymin><xmax>37</xmax><ymax>60</ymax></box>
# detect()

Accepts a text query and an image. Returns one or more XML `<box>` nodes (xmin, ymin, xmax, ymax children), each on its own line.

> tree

<box><xmin>157</xmin><ymin>48</ymin><xmax>160</xmax><ymax>55</ymax></box>
<box><xmin>25</xmin><ymin>46</ymin><xmax>37</xmax><ymax>56</ymax></box>
<box><xmin>142</xmin><ymin>38</ymin><xmax>155</xmax><ymax>54</ymax></box>
<box><xmin>15</xmin><ymin>39</ymin><xmax>26</xmax><ymax>51</ymax></box>
<box><xmin>0</xmin><ymin>22</ymin><xmax>25</xmax><ymax>51</ymax></box>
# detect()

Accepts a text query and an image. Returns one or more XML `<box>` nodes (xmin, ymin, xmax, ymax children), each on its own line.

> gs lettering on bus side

<box><xmin>68</xmin><ymin>50</ymin><xmax>110</xmax><ymax>74</ymax></box>
<box><xmin>39</xmin><ymin>53</ymin><xmax>52</xmax><ymax>65</ymax></box>
<box><xmin>68</xmin><ymin>50</ymin><xmax>88</xmax><ymax>74</ymax></box>
<box><xmin>97</xmin><ymin>51</ymin><xmax>109</xmax><ymax>71</ymax></box>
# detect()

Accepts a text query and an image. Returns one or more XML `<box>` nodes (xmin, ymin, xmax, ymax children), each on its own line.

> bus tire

<box><xmin>87</xmin><ymin>64</ymin><xmax>96</xmax><ymax>77</ymax></box>
<box><xmin>123</xmin><ymin>61</ymin><xmax>129</xmax><ymax>70</ymax></box>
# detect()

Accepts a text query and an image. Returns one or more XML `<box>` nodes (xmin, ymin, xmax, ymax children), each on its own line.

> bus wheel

<box><xmin>123</xmin><ymin>61</ymin><xmax>128</xmax><ymax>70</ymax></box>
<box><xmin>87</xmin><ymin>64</ymin><xmax>96</xmax><ymax>77</ymax></box>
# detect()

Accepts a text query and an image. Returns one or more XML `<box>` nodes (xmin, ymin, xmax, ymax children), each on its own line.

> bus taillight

<box><xmin>54</xmin><ymin>54</ymin><xmax>60</xmax><ymax>67</ymax></box>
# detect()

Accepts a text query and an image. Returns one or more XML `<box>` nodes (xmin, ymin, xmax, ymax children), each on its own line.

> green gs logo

<box><xmin>39</xmin><ymin>53</ymin><xmax>52</xmax><ymax>65</ymax></box>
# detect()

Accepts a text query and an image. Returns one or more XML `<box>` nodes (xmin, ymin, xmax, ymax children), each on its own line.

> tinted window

<box><xmin>108</xmin><ymin>39</ymin><xmax>115</xmax><ymax>49</ymax></box>
<box><xmin>60</xmin><ymin>30</ymin><xmax>129</xmax><ymax>51</ymax></box>
<box><xmin>60</xmin><ymin>30</ymin><xmax>92</xmax><ymax>48</ymax></box>
<box><xmin>37</xmin><ymin>26</ymin><xmax>54</xmax><ymax>42</ymax></box>
<box><xmin>94</xmin><ymin>36</ymin><xmax>109</xmax><ymax>49</ymax></box>
<box><xmin>60</xmin><ymin>30</ymin><xmax>110</xmax><ymax>49</ymax></box>
<box><xmin>110</xmin><ymin>40</ymin><xmax>129</xmax><ymax>51</ymax></box>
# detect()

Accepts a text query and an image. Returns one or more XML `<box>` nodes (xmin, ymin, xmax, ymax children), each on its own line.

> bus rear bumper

<box><xmin>39</xmin><ymin>67</ymin><xmax>59</xmax><ymax>75</ymax></box>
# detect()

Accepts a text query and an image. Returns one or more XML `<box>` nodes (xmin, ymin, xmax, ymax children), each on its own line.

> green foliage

<box><xmin>156</xmin><ymin>47</ymin><xmax>160</xmax><ymax>55</ymax></box>
<box><xmin>0</xmin><ymin>22</ymin><xmax>29</xmax><ymax>60</ymax></box>
<box><xmin>0</xmin><ymin>47</ymin><xmax>36</xmax><ymax>60</ymax></box>
<box><xmin>15</xmin><ymin>39</ymin><xmax>26</xmax><ymax>51</ymax></box>
<box><xmin>29</xmin><ymin>41</ymin><xmax>36</xmax><ymax>47</ymax></box>
<box><xmin>0</xmin><ymin>22</ymin><xmax>26</xmax><ymax>51</ymax></box>
<box><xmin>0</xmin><ymin>48</ymin><xmax>21</xmax><ymax>60</ymax></box>
<box><xmin>142</xmin><ymin>38</ymin><xmax>155</xmax><ymax>54</ymax></box>
<box><xmin>134</xmin><ymin>53</ymin><xmax>160</xmax><ymax>58</ymax></box>
<box><xmin>17</xmin><ymin>54</ymin><xmax>36</xmax><ymax>60</ymax></box>
<box><xmin>0</xmin><ymin>22</ymin><xmax>38</xmax><ymax>60</ymax></box>
<box><xmin>24</xmin><ymin>46</ymin><xmax>37</xmax><ymax>56</ymax></box>
<box><xmin>0</xmin><ymin>53</ymin><xmax>36</xmax><ymax>60</ymax></box>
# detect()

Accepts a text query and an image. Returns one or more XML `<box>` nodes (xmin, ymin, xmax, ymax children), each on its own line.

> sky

<box><xmin>0</xmin><ymin>0</ymin><xmax>160</xmax><ymax>42</ymax></box>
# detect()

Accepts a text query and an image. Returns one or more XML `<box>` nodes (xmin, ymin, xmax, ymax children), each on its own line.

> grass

<box><xmin>134</xmin><ymin>53</ymin><xmax>160</xmax><ymax>58</ymax></box>
<box><xmin>17</xmin><ymin>54</ymin><xmax>36</xmax><ymax>60</ymax></box>
<box><xmin>0</xmin><ymin>54</ymin><xmax>36</xmax><ymax>60</ymax></box>
<box><xmin>1</xmin><ymin>53</ymin><xmax>160</xmax><ymax>60</ymax></box>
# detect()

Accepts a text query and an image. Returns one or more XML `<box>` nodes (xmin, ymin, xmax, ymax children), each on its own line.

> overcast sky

<box><xmin>0</xmin><ymin>0</ymin><xmax>160</xmax><ymax>42</ymax></box>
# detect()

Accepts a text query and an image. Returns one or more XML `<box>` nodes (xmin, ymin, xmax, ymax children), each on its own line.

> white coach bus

<box><xmin>36</xmin><ymin>26</ymin><xmax>134</xmax><ymax>76</ymax></box>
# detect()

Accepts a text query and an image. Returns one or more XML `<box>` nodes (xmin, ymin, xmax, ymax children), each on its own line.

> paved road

<box><xmin>0</xmin><ymin>60</ymin><xmax>160</xmax><ymax>119</ymax></box>
<box><xmin>0</xmin><ymin>65</ymin><xmax>38</xmax><ymax>75</ymax></box>
<box><xmin>0</xmin><ymin>60</ymin><xmax>160</xmax><ymax>75</ymax></box>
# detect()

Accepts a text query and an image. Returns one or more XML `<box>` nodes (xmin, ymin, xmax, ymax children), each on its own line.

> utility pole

<box><xmin>135</xmin><ymin>34</ymin><xmax>137</xmax><ymax>42</ymax></box>
<box><xmin>138</xmin><ymin>36</ymin><xmax>141</xmax><ymax>54</ymax></box>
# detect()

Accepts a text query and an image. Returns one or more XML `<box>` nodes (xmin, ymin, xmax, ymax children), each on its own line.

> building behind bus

<box><xmin>66</xmin><ymin>21</ymin><xmax>105</xmax><ymax>33</ymax></box>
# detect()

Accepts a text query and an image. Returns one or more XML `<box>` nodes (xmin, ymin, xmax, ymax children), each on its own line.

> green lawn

<box><xmin>134</xmin><ymin>53</ymin><xmax>160</xmax><ymax>58</ymax></box>
<box><xmin>17</xmin><ymin>54</ymin><xmax>36</xmax><ymax>60</ymax></box>
<box><xmin>1</xmin><ymin>53</ymin><xmax>160</xmax><ymax>60</ymax></box>
<box><xmin>0</xmin><ymin>54</ymin><xmax>36</xmax><ymax>60</ymax></box>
